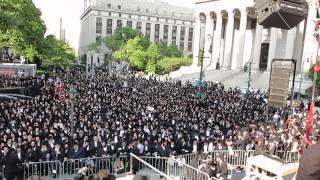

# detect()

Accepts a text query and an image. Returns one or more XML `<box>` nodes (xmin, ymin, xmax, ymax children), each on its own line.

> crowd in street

<box><xmin>0</xmin><ymin>68</ymin><xmax>319</xmax><ymax>179</ymax></box>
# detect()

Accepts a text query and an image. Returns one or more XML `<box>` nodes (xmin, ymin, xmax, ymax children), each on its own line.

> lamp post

<box><xmin>68</xmin><ymin>87</ymin><xmax>78</xmax><ymax>136</ymax></box>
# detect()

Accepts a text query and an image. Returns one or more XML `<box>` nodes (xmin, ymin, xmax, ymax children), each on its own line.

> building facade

<box><xmin>193</xmin><ymin>0</ymin><xmax>320</xmax><ymax>73</ymax></box>
<box><xmin>79</xmin><ymin>0</ymin><xmax>194</xmax><ymax>67</ymax></box>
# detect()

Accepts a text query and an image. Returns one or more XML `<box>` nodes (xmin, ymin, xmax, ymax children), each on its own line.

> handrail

<box><xmin>172</xmin><ymin>158</ymin><xmax>218</xmax><ymax>180</ymax></box>
<box><xmin>130</xmin><ymin>153</ymin><xmax>174</xmax><ymax>180</ymax></box>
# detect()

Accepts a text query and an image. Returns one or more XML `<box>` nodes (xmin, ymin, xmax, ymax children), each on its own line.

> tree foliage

<box><xmin>309</xmin><ymin>63</ymin><xmax>320</xmax><ymax>91</ymax></box>
<box><xmin>0</xmin><ymin>0</ymin><xmax>46</xmax><ymax>62</ymax></box>
<box><xmin>0</xmin><ymin>0</ymin><xmax>76</xmax><ymax>68</ymax></box>
<box><xmin>38</xmin><ymin>35</ymin><xmax>76</xmax><ymax>69</ymax></box>
<box><xmin>156</xmin><ymin>41</ymin><xmax>183</xmax><ymax>58</ymax></box>
<box><xmin>104</xmin><ymin>27</ymin><xmax>142</xmax><ymax>51</ymax></box>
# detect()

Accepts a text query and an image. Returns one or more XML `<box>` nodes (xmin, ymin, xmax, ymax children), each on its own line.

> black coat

<box><xmin>1</xmin><ymin>151</ymin><xmax>21</xmax><ymax>179</ymax></box>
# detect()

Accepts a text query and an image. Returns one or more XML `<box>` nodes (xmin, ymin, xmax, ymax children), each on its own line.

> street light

<box><xmin>68</xmin><ymin>87</ymin><xmax>78</xmax><ymax>136</ymax></box>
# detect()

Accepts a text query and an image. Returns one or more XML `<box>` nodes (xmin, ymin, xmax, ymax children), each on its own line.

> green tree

<box><xmin>156</xmin><ymin>41</ymin><xmax>183</xmax><ymax>58</ymax></box>
<box><xmin>309</xmin><ymin>63</ymin><xmax>320</xmax><ymax>91</ymax></box>
<box><xmin>145</xmin><ymin>44</ymin><xmax>161</xmax><ymax>74</ymax></box>
<box><xmin>114</xmin><ymin>36</ymin><xmax>149</xmax><ymax>62</ymax></box>
<box><xmin>104</xmin><ymin>27</ymin><xmax>141</xmax><ymax>51</ymax></box>
<box><xmin>39</xmin><ymin>35</ymin><xmax>76</xmax><ymax>69</ymax></box>
<box><xmin>0</xmin><ymin>0</ymin><xmax>46</xmax><ymax>62</ymax></box>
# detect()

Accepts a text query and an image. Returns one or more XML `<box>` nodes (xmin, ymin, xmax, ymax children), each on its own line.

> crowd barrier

<box><xmin>178</xmin><ymin>150</ymin><xmax>299</xmax><ymax>168</ymax></box>
<box><xmin>139</xmin><ymin>156</ymin><xmax>215</xmax><ymax>180</ymax></box>
<box><xmin>0</xmin><ymin>150</ymin><xmax>300</xmax><ymax>179</ymax></box>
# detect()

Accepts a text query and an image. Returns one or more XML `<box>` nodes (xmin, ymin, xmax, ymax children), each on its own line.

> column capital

<box><xmin>195</xmin><ymin>13</ymin><xmax>202</xmax><ymax>21</ymax></box>
<box><xmin>226</xmin><ymin>9</ymin><xmax>237</xmax><ymax>15</ymax></box>
<box><xmin>240</xmin><ymin>8</ymin><xmax>250</xmax><ymax>15</ymax></box>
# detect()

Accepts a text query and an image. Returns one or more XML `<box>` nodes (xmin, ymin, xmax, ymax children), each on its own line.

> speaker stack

<box><xmin>254</xmin><ymin>0</ymin><xmax>309</xmax><ymax>29</ymax></box>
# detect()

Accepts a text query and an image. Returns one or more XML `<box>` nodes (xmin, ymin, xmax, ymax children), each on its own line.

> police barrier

<box><xmin>16</xmin><ymin>150</ymin><xmax>299</xmax><ymax>179</ymax></box>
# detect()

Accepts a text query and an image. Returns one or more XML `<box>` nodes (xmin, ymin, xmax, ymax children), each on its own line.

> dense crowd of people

<box><xmin>0</xmin><ymin>68</ymin><xmax>319</xmax><ymax>179</ymax></box>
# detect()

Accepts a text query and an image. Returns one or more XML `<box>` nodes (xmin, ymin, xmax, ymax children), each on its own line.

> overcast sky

<box><xmin>32</xmin><ymin>0</ymin><xmax>195</xmax><ymax>54</ymax></box>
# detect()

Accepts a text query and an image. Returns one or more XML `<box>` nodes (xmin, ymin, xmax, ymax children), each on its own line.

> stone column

<box><xmin>302</xmin><ymin>0</ymin><xmax>318</xmax><ymax>71</ymax></box>
<box><xmin>223</xmin><ymin>10</ymin><xmax>235</xmax><ymax>69</ymax></box>
<box><xmin>159</xmin><ymin>23</ymin><xmax>164</xmax><ymax>41</ymax></box>
<box><xmin>168</xmin><ymin>25</ymin><xmax>173</xmax><ymax>46</ymax></box>
<box><xmin>285</xmin><ymin>28</ymin><xmax>297</xmax><ymax>59</ymax></box>
<box><xmin>252</xmin><ymin>22</ymin><xmax>263</xmax><ymax>70</ymax></box>
<box><xmin>141</xmin><ymin>21</ymin><xmax>146</xmax><ymax>35</ymax></box>
<box><xmin>193</xmin><ymin>14</ymin><xmax>202</xmax><ymax>66</ymax></box>
<box><xmin>176</xmin><ymin>26</ymin><xmax>181</xmax><ymax>47</ymax></box>
<box><xmin>267</xmin><ymin>28</ymin><xmax>278</xmax><ymax>71</ymax></box>
<box><xmin>184</xmin><ymin>27</ymin><xmax>189</xmax><ymax>54</ymax></box>
<box><xmin>212</xmin><ymin>11</ymin><xmax>223</xmax><ymax>67</ymax></box>
<box><xmin>150</xmin><ymin>22</ymin><xmax>155</xmax><ymax>43</ymax></box>
<box><xmin>203</xmin><ymin>12</ymin><xmax>214</xmax><ymax>66</ymax></box>
<box><xmin>293</xmin><ymin>20</ymin><xmax>306</xmax><ymax>73</ymax></box>
<box><xmin>235</xmin><ymin>9</ymin><xmax>248</xmax><ymax>70</ymax></box>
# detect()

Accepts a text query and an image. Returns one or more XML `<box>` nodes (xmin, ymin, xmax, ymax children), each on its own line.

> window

<box><xmin>182</xmin><ymin>21</ymin><xmax>185</xmax><ymax>25</ymax></box>
<box><xmin>157</xmin><ymin>17</ymin><xmax>159</xmax><ymax>22</ymax></box>
<box><xmin>97</xmin><ymin>57</ymin><xmax>100</xmax><ymax>64</ymax></box>
<box><xmin>180</xmin><ymin>27</ymin><xmax>185</xmax><ymax>50</ymax></box>
<box><xmin>98</xmin><ymin>11</ymin><xmax>101</xmax><ymax>15</ymax></box>
<box><xmin>119</xmin><ymin>13</ymin><xmax>121</xmax><ymax>17</ymax></box>
<box><xmin>109</xmin><ymin>12</ymin><xmax>112</xmax><ymax>16</ymax></box>
<box><xmin>146</xmin><ymin>8</ymin><xmax>149</xmax><ymax>13</ymax></box>
<box><xmin>180</xmin><ymin>27</ymin><xmax>185</xmax><ymax>41</ymax></box>
<box><xmin>137</xmin><ymin>22</ymin><xmax>142</xmax><ymax>31</ymax></box>
<box><xmin>127</xmin><ymin>21</ymin><xmax>132</xmax><ymax>28</ymax></box>
<box><xmin>107</xmin><ymin>19</ymin><xmax>113</xmax><ymax>35</ymax></box>
<box><xmin>154</xmin><ymin>24</ymin><xmax>160</xmax><ymax>43</ymax></box>
<box><xmin>188</xmin><ymin>27</ymin><xmax>193</xmax><ymax>51</ymax></box>
<box><xmin>117</xmin><ymin>20</ymin><xmax>122</xmax><ymax>28</ymax></box>
<box><xmin>117</xmin><ymin>5</ymin><xmax>121</xmax><ymax>9</ymax></box>
<box><xmin>165</xmin><ymin>18</ymin><xmax>168</xmax><ymax>23</ymax></box>
<box><xmin>163</xmin><ymin>25</ymin><xmax>169</xmax><ymax>44</ymax></box>
<box><xmin>174</xmin><ymin>20</ymin><xmax>177</xmax><ymax>24</ymax></box>
<box><xmin>172</xmin><ymin>26</ymin><xmax>177</xmax><ymax>45</ymax></box>
<box><xmin>146</xmin><ymin>23</ymin><xmax>151</xmax><ymax>39</ymax></box>
<box><xmin>129</xmin><ymin>14</ymin><xmax>131</xmax><ymax>19</ymax></box>
<box><xmin>107</xmin><ymin>3</ymin><xmax>111</xmax><ymax>8</ymax></box>
<box><xmin>96</xmin><ymin>17</ymin><xmax>102</xmax><ymax>34</ymax></box>
<box><xmin>148</xmin><ymin>16</ymin><xmax>150</xmax><ymax>21</ymax></box>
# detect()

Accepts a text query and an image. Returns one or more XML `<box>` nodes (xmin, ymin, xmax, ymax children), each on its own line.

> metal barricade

<box><xmin>22</xmin><ymin>161</ymin><xmax>62</xmax><ymax>180</ymax></box>
<box><xmin>130</xmin><ymin>154</ymin><xmax>173</xmax><ymax>180</ymax></box>
<box><xmin>177</xmin><ymin>153</ymin><xmax>198</xmax><ymax>165</ymax></box>
<box><xmin>276</xmin><ymin>151</ymin><xmax>300</xmax><ymax>163</ymax></box>
<box><xmin>139</xmin><ymin>156</ymin><xmax>169</xmax><ymax>176</ymax></box>
<box><xmin>171</xmin><ymin>158</ymin><xmax>215</xmax><ymax>180</ymax></box>
<box><xmin>62</xmin><ymin>155</ymin><xmax>129</xmax><ymax>177</ymax></box>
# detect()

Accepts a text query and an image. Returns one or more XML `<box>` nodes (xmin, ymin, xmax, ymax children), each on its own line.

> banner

<box><xmin>306</xmin><ymin>103</ymin><xmax>314</xmax><ymax>142</ymax></box>
<box><xmin>0</xmin><ymin>67</ymin><xmax>16</xmax><ymax>76</ymax></box>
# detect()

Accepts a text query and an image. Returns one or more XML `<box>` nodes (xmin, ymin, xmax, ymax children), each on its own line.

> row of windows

<box><xmin>98</xmin><ymin>11</ymin><xmax>190</xmax><ymax>25</ymax></box>
<box><xmin>98</xmin><ymin>17</ymin><xmax>193</xmax><ymax>51</ymax></box>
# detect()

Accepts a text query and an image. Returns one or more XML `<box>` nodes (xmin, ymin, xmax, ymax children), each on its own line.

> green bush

<box><xmin>36</xmin><ymin>70</ymin><xmax>46</xmax><ymax>75</ymax></box>
<box><xmin>156</xmin><ymin>57</ymin><xmax>192</xmax><ymax>75</ymax></box>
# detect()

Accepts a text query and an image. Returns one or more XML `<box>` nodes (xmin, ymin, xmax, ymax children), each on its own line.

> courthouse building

<box><xmin>192</xmin><ymin>0</ymin><xmax>320</xmax><ymax>73</ymax></box>
<box><xmin>79</xmin><ymin>0</ymin><xmax>194</xmax><ymax>67</ymax></box>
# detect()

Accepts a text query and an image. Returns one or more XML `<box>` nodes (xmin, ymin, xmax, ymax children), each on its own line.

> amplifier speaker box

<box><xmin>254</xmin><ymin>0</ymin><xmax>308</xmax><ymax>29</ymax></box>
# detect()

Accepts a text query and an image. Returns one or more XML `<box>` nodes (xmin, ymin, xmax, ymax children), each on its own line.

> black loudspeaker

<box><xmin>254</xmin><ymin>0</ymin><xmax>308</xmax><ymax>29</ymax></box>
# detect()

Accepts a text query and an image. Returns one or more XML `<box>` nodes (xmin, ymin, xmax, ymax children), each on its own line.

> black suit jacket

<box><xmin>1</xmin><ymin>151</ymin><xmax>21</xmax><ymax>176</ymax></box>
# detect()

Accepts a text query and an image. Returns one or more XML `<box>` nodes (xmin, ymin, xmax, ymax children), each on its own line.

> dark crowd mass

<box><xmin>0</xmin><ymin>68</ymin><xmax>319</xmax><ymax>179</ymax></box>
